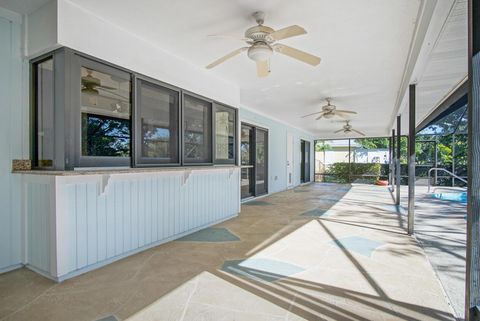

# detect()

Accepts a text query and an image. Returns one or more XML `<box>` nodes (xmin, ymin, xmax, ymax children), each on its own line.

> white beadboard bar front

<box><xmin>21</xmin><ymin>167</ymin><xmax>240</xmax><ymax>281</ymax></box>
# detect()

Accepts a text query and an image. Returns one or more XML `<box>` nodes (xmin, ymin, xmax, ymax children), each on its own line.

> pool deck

<box><xmin>0</xmin><ymin>183</ymin><xmax>455</xmax><ymax>321</ymax></box>
<box><xmin>398</xmin><ymin>185</ymin><xmax>467</xmax><ymax>320</ymax></box>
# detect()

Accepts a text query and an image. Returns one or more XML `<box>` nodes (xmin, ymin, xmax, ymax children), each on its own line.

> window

<box><xmin>135</xmin><ymin>79</ymin><xmax>180</xmax><ymax>165</ymax></box>
<box><xmin>183</xmin><ymin>94</ymin><xmax>212</xmax><ymax>164</ymax></box>
<box><xmin>214</xmin><ymin>104</ymin><xmax>236</xmax><ymax>164</ymax></box>
<box><xmin>77</xmin><ymin>59</ymin><xmax>132</xmax><ymax>167</ymax></box>
<box><xmin>31</xmin><ymin>49</ymin><xmax>238</xmax><ymax>170</ymax></box>
<box><xmin>33</xmin><ymin>58</ymin><xmax>55</xmax><ymax>168</ymax></box>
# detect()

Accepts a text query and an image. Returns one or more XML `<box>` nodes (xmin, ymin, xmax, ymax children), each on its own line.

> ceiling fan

<box><xmin>206</xmin><ymin>11</ymin><xmax>321</xmax><ymax>77</ymax></box>
<box><xmin>81</xmin><ymin>69</ymin><xmax>117</xmax><ymax>95</ymax></box>
<box><xmin>301</xmin><ymin>98</ymin><xmax>357</xmax><ymax>120</ymax></box>
<box><xmin>334</xmin><ymin>121</ymin><xmax>365</xmax><ymax>136</ymax></box>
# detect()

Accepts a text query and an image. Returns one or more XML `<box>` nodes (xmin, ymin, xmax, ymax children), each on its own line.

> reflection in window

<box><xmin>215</xmin><ymin>106</ymin><xmax>235</xmax><ymax>161</ymax></box>
<box><xmin>35</xmin><ymin>58</ymin><xmax>54</xmax><ymax>167</ymax></box>
<box><xmin>80</xmin><ymin>67</ymin><xmax>131</xmax><ymax>157</ymax></box>
<box><xmin>183</xmin><ymin>95</ymin><xmax>212</xmax><ymax>163</ymax></box>
<box><xmin>81</xmin><ymin>114</ymin><xmax>130</xmax><ymax>157</ymax></box>
<box><xmin>137</xmin><ymin>80</ymin><xmax>179</xmax><ymax>164</ymax></box>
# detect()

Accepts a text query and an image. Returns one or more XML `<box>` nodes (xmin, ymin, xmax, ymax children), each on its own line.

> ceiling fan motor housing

<box><xmin>245</xmin><ymin>25</ymin><xmax>274</xmax><ymax>42</ymax></box>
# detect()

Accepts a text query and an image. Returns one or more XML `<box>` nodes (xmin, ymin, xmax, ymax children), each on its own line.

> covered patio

<box><xmin>0</xmin><ymin>0</ymin><xmax>479</xmax><ymax>320</ymax></box>
<box><xmin>0</xmin><ymin>183</ymin><xmax>455</xmax><ymax>321</ymax></box>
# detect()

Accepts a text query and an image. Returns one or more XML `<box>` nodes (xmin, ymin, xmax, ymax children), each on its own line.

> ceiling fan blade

<box><xmin>316</xmin><ymin>114</ymin><xmax>326</xmax><ymax>120</ymax></box>
<box><xmin>301</xmin><ymin>111</ymin><xmax>325</xmax><ymax>118</ymax></box>
<box><xmin>256</xmin><ymin>60</ymin><xmax>269</xmax><ymax>77</ymax></box>
<box><xmin>267</xmin><ymin>25</ymin><xmax>306</xmax><ymax>41</ymax></box>
<box><xmin>335</xmin><ymin>110</ymin><xmax>357</xmax><ymax>114</ymax></box>
<box><xmin>352</xmin><ymin>129</ymin><xmax>366</xmax><ymax>136</ymax></box>
<box><xmin>273</xmin><ymin>44</ymin><xmax>321</xmax><ymax>66</ymax></box>
<box><xmin>334</xmin><ymin>129</ymin><xmax>344</xmax><ymax>133</ymax></box>
<box><xmin>206</xmin><ymin>47</ymin><xmax>248</xmax><ymax>69</ymax></box>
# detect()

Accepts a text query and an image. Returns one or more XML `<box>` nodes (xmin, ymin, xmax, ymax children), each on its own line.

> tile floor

<box><xmin>0</xmin><ymin>183</ymin><xmax>455</xmax><ymax>321</ymax></box>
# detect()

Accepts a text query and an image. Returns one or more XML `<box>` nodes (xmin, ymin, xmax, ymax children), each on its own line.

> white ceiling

<box><xmin>4</xmin><ymin>0</ymin><xmax>433</xmax><ymax>138</ymax></box>
<box><xmin>399</xmin><ymin>0</ymin><xmax>467</xmax><ymax>134</ymax></box>
<box><xmin>64</xmin><ymin>0</ymin><xmax>427</xmax><ymax>138</ymax></box>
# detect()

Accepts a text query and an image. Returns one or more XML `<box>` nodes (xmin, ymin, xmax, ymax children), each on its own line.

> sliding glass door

<box><xmin>241</xmin><ymin>123</ymin><xmax>268</xmax><ymax>199</ymax></box>
<box><xmin>255</xmin><ymin>128</ymin><xmax>268</xmax><ymax>195</ymax></box>
<box><xmin>301</xmin><ymin>140</ymin><xmax>311</xmax><ymax>183</ymax></box>
<box><xmin>241</xmin><ymin>125</ymin><xmax>254</xmax><ymax>198</ymax></box>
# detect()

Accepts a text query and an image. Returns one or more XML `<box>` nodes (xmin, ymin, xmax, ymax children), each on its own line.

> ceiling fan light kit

<box><xmin>206</xmin><ymin>11</ymin><xmax>321</xmax><ymax>77</ymax></box>
<box><xmin>247</xmin><ymin>43</ymin><xmax>273</xmax><ymax>62</ymax></box>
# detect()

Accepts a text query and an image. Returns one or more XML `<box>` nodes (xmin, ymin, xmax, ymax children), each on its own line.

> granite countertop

<box><xmin>13</xmin><ymin>165</ymin><xmax>240</xmax><ymax>176</ymax></box>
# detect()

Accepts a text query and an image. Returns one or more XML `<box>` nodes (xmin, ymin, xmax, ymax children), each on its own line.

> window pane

<box><xmin>81</xmin><ymin>114</ymin><xmax>130</xmax><ymax>157</ymax></box>
<box><xmin>183</xmin><ymin>95</ymin><xmax>212</xmax><ymax>163</ymax></box>
<box><xmin>35</xmin><ymin>58</ymin><xmax>54</xmax><ymax>167</ymax></box>
<box><xmin>137</xmin><ymin>80</ymin><xmax>179</xmax><ymax>164</ymax></box>
<box><xmin>80</xmin><ymin>66</ymin><xmax>131</xmax><ymax>157</ymax></box>
<box><xmin>241</xmin><ymin>124</ymin><xmax>254</xmax><ymax>199</ymax></box>
<box><xmin>255</xmin><ymin>128</ymin><xmax>268</xmax><ymax>195</ymax></box>
<box><xmin>215</xmin><ymin>106</ymin><xmax>235</xmax><ymax>161</ymax></box>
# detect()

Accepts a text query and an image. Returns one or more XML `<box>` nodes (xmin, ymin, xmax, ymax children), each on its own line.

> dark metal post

<box><xmin>434</xmin><ymin>139</ymin><xmax>438</xmax><ymax>185</ymax></box>
<box><xmin>466</xmin><ymin>0</ymin><xmax>480</xmax><ymax>318</ymax></box>
<box><xmin>452</xmin><ymin>134</ymin><xmax>456</xmax><ymax>187</ymax></box>
<box><xmin>396</xmin><ymin>116</ymin><xmax>401</xmax><ymax>205</ymax></box>
<box><xmin>388</xmin><ymin>135</ymin><xmax>392</xmax><ymax>185</ymax></box>
<box><xmin>392</xmin><ymin>129</ymin><xmax>396</xmax><ymax>192</ymax></box>
<box><xmin>408</xmin><ymin>84</ymin><xmax>416</xmax><ymax>235</ymax></box>
<box><xmin>348</xmin><ymin>139</ymin><xmax>351</xmax><ymax>183</ymax></box>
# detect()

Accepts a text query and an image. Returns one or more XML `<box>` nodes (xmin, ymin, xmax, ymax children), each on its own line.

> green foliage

<box><xmin>326</xmin><ymin>162</ymin><xmax>381</xmax><ymax>183</ymax></box>
<box><xmin>354</xmin><ymin>138</ymin><xmax>389</xmax><ymax>149</ymax></box>
<box><xmin>315</xmin><ymin>141</ymin><xmax>331</xmax><ymax>152</ymax></box>
<box><xmin>82</xmin><ymin>114</ymin><xmax>130</xmax><ymax>157</ymax></box>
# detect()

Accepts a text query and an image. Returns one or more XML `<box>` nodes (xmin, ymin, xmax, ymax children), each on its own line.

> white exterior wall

<box><xmin>0</xmin><ymin>8</ymin><xmax>29</xmax><ymax>273</ymax></box>
<box><xmin>24</xmin><ymin>168</ymin><xmax>240</xmax><ymax>281</ymax></box>
<box><xmin>56</xmin><ymin>0</ymin><xmax>239</xmax><ymax>107</ymax></box>
<box><xmin>239</xmin><ymin>107</ymin><xmax>315</xmax><ymax>194</ymax></box>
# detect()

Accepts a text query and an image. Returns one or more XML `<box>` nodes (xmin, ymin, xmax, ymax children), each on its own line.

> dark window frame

<box><xmin>72</xmin><ymin>55</ymin><xmax>133</xmax><ymax>168</ymax></box>
<box><xmin>31</xmin><ymin>55</ymin><xmax>55</xmax><ymax>169</ymax></box>
<box><xmin>133</xmin><ymin>75</ymin><xmax>182</xmax><ymax>167</ymax></box>
<box><xmin>30</xmin><ymin>47</ymin><xmax>238</xmax><ymax>170</ymax></box>
<box><xmin>213</xmin><ymin>103</ymin><xmax>238</xmax><ymax>165</ymax></box>
<box><xmin>240</xmin><ymin>122</ymin><xmax>269</xmax><ymax>199</ymax></box>
<box><xmin>182</xmin><ymin>92</ymin><xmax>214</xmax><ymax>166</ymax></box>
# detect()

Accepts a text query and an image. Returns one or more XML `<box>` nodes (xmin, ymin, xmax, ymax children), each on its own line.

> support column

<box><xmin>348</xmin><ymin>139</ymin><xmax>351</xmax><ymax>183</ymax></box>
<box><xmin>390</xmin><ymin>129</ymin><xmax>396</xmax><ymax>192</ymax></box>
<box><xmin>434</xmin><ymin>139</ymin><xmax>438</xmax><ymax>186</ymax></box>
<box><xmin>466</xmin><ymin>0</ymin><xmax>480</xmax><ymax>318</ymax></box>
<box><xmin>408</xmin><ymin>84</ymin><xmax>416</xmax><ymax>235</ymax></box>
<box><xmin>388</xmin><ymin>135</ymin><xmax>391</xmax><ymax>184</ymax></box>
<box><xmin>452</xmin><ymin>134</ymin><xmax>456</xmax><ymax>187</ymax></box>
<box><xmin>396</xmin><ymin>116</ymin><xmax>401</xmax><ymax>205</ymax></box>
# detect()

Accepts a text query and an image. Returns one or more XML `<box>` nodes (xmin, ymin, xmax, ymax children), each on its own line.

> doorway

<box><xmin>286</xmin><ymin>132</ymin><xmax>294</xmax><ymax>188</ymax></box>
<box><xmin>301</xmin><ymin>140</ymin><xmax>311</xmax><ymax>183</ymax></box>
<box><xmin>241</xmin><ymin>123</ymin><xmax>268</xmax><ymax>199</ymax></box>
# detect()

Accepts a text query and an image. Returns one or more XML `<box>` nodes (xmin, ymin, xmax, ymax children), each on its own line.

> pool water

<box><xmin>432</xmin><ymin>192</ymin><xmax>467</xmax><ymax>204</ymax></box>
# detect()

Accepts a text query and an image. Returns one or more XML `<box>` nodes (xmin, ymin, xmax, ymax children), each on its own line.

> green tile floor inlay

<box><xmin>301</xmin><ymin>208</ymin><xmax>330</xmax><ymax>217</ymax></box>
<box><xmin>243</xmin><ymin>200</ymin><xmax>273</xmax><ymax>206</ymax></box>
<box><xmin>94</xmin><ymin>316</ymin><xmax>118</xmax><ymax>321</ymax></box>
<box><xmin>177</xmin><ymin>227</ymin><xmax>240</xmax><ymax>242</ymax></box>
<box><xmin>221</xmin><ymin>258</ymin><xmax>305</xmax><ymax>282</ymax></box>
<box><xmin>330</xmin><ymin>236</ymin><xmax>384</xmax><ymax>257</ymax></box>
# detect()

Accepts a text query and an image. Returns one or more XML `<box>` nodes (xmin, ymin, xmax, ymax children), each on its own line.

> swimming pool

<box><xmin>432</xmin><ymin>191</ymin><xmax>467</xmax><ymax>204</ymax></box>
